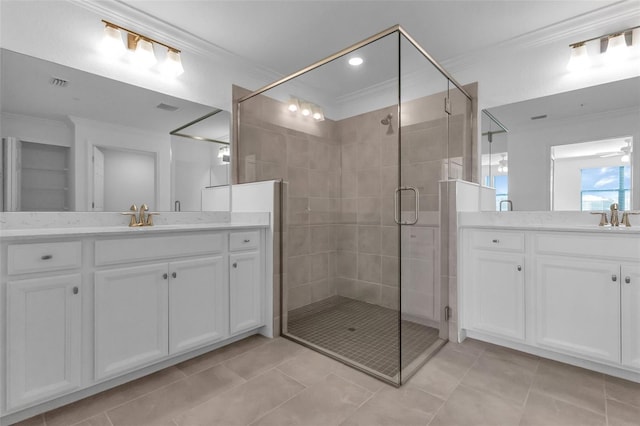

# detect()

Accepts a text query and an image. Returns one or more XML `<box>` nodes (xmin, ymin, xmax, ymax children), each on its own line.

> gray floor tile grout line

<box><xmin>516</xmin><ymin>358</ymin><xmax>541</xmax><ymax>426</ymax></box>
<box><xmin>527</xmin><ymin>363</ymin><xmax>608</xmax><ymax>418</ymax></box>
<box><xmin>58</xmin><ymin>338</ymin><xmax>270</xmax><ymax>426</ymax></box>
<box><xmin>169</xmin><ymin>347</ymin><xmax>309</xmax><ymax>426</ymax></box>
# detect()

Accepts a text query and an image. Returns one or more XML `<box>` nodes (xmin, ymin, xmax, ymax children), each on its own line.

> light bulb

<box><xmin>132</xmin><ymin>38</ymin><xmax>157</xmax><ymax>68</ymax></box>
<box><xmin>311</xmin><ymin>105</ymin><xmax>324</xmax><ymax>121</ymax></box>
<box><xmin>301</xmin><ymin>104</ymin><xmax>311</xmax><ymax>117</ymax></box>
<box><xmin>567</xmin><ymin>43</ymin><xmax>590</xmax><ymax>72</ymax></box>
<box><xmin>101</xmin><ymin>25</ymin><xmax>125</xmax><ymax>57</ymax></box>
<box><xmin>160</xmin><ymin>49</ymin><xmax>184</xmax><ymax>77</ymax></box>
<box><xmin>604</xmin><ymin>33</ymin><xmax>629</xmax><ymax>64</ymax></box>
<box><xmin>288</xmin><ymin>98</ymin><xmax>299</xmax><ymax>112</ymax></box>
<box><xmin>348</xmin><ymin>57</ymin><xmax>363</xmax><ymax>66</ymax></box>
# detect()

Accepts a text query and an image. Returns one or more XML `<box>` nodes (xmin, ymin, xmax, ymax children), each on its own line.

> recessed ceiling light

<box><xmin>348</xmin><ymin>57</ymin><xmax>363</xmax><ymax>66</ymax></box>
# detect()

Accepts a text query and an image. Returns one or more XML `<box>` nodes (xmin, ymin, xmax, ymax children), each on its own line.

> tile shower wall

<box><xmin>234</xmin><ymin>83</ymin><xmax>476</xmax><ymax>331</ymax></box>
<box><xmin>234</xmin><ymin>87</ymin><xmax>341</xmax><ymax>321</ymax></box>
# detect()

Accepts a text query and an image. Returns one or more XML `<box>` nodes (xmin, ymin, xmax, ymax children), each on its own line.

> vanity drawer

<box><xmin>469</xmin><ymin>229</ymin><xmax>524</xmax><ymax>252</ymax></box>
<box><xmin>8</xmin><ymin>241</ymin><xmax>82</xmax><ymax>275</ymax></box>
<box><xmin>229</xmin><ymin>231</ymin><xmax>260</xmax><ymax>251</ymax></box>
<box><xmin>535</xmin><ymin>233</ymin><xmax>640</xmax><ymax>260</ymax></box>
<box><xmin>95</xmin><ymin>233</ymin><xmax>224</xmax><ymax>266</ymax></box>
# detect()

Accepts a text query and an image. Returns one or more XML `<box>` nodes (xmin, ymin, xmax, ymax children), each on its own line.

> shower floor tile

<box><xmin>287</xmin><ymin>296</ymin><xmax>440</xmax><ymax>378</ymax></box>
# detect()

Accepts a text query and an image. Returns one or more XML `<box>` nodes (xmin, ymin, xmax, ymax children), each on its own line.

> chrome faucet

<box><xmin>499</xmin><ymin>199</ymin><xmax>513</xmax><ymax>211</ymax></box>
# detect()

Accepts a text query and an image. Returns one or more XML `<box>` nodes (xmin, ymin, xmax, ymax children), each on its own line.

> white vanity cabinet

<box><xmin>535</xmin><ymin>256</ymin><xmax>620</xmax><ymax>363</ymax></box>
<box><xmin>229</xmin><ymin>231</ymin><xmax>263</xmax><ymax>335</ymax></box>
<box><xmin>1</xmin><ymin>223</ymin><xmax>268</xmax><ymax>424</ymax></box>
<box><xmin>94</xmin><ymin>263</ymin><xmax>170</xmax><ymax>380</ymax></box>
<box><xmin>621</xmin><ymin>263</ymin><xmax>640</xmax><ymax>370</ymax></box>
<box><xmin>169</xmin><ymin>256</ymin><xmax>228</xmax><ymax>354</ymax></box>
<box><xmin>464</xmin><ymin>229</ymin><xmax>526</xmax><ymax>341</ymax></box>
<box><xmin>461</xmin><ymin>227</ymin><xmax>640</xmax><ymax>382</ymax></box>
<box><xmin>4</xmin><ymin>241</ymin><xmax>83</xmax><ymax>410</ymax></box>
<box><xmin>93</xmin><ymin>233</ymin><xmax>230</xmax><ymax>380</ymax></box>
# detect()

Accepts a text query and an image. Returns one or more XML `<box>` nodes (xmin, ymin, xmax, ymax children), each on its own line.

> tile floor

<box><xmin>287</xmin><ymin>296</ymin><xmax>441</xmax><ymax>378</ymax></box>
<box><xmin>14</xmin><ymin>335</ymin><xmax>640</xmax><ymax>426</ymax></box>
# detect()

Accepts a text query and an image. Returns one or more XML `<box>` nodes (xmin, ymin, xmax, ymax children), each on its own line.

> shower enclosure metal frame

<box><xmin>235</xmin><ymin>25</ymin><xmax>473</xmax><ymax>386</ymax></box>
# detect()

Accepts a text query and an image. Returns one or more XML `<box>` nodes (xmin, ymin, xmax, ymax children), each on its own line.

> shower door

<box><xmin>397</xmin><ymin>34</ymin><xmax>451</xmax><ymax>382</ymax></box>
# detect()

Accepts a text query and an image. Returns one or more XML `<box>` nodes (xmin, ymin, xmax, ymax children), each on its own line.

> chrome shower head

<box><xmin>381</xmin><ymin>113</ymin><xmax>394</xmax><ymax>134</ymax></box>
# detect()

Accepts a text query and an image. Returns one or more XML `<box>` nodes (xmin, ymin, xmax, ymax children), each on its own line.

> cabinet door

<box><xmin>169</xmin><ymin>256</ymin><xmax>229</xmax><ymax>354</ymax></box>
<box><xmin>229</xmin><ymin>251</ymin><xmax>263</xmax><ymax>335</ymax></box>
<box><xmin>468</xmin><ymin>251</ymin><xmax>525</xmax><ymax>341</ymax></box>
<box><xmin>95</xmin><ymin>264</ymin><xmax>168</xmax><ymax>380</ymax></box>
<box><xmin>535</xmin><ymin>256</ymin><xmax>620</xmax><ymax>363</ymax></box>
<box><xmin>622</xmin><ymin>263</ymin><xmax>640</xmax><ymax>370</ymax></box>
<box><xmin>7</xmin><ymin>274</ymin><xmax>81</xmax><ymax>409</ymax></box>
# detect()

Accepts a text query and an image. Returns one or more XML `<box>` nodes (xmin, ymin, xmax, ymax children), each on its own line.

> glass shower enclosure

<box><xmin>235</xmin><ymin>26</ymin><xmax>473</xmax><ymax>385</ymax></box>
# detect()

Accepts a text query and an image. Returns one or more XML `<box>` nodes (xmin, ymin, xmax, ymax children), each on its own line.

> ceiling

<box><xmin>122</xmin><ymin>0</ymin><xmax>621</xmax><ymax>80</ymax></box>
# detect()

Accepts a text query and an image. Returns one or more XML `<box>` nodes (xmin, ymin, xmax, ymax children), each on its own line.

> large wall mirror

<box><xmin>481</xmin><ymin>76</ymin><xmax>639</xmax><ymax>212</ymax></box>
<box><xmin>1</xmin><ymin>48</ymin><xmax>231</xmax><ymax>212</ymax></box>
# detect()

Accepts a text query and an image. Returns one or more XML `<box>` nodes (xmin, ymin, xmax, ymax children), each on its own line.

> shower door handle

<box><xmin>394</xmin><ymin>186</ymin><xmax>419</xmax><ymax>225</ymax></box>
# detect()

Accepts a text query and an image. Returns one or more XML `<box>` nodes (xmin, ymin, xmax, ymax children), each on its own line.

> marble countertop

<box><xmin>458</xmin><ymin>212</ymin><xmax>640</xmax><ymax>234</ymax></box>
<box><xmin>0</xmin><ymin>212</ymin><xmax>270</xmax><ymax>240</ymax></box>
<box><xmin>0</xmin><ymin>222</ymin><xmax>269</xmax><ymax>240</ymax></box>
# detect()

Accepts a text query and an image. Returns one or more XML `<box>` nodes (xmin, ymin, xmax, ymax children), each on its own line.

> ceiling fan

<box><xmin>599</xmin><ymin>140</ymin><xmax>632</xmax><ymax>161</ymax></box>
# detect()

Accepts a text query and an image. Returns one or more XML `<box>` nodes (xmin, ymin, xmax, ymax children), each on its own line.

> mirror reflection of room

<box><xmin>0</xmin><ymin>48</ymin><xmax>230</xmax><ymax>212</ymax></box>
<box><xmin>481</xmin><ymin>76</ymin><xmax>639</xmax><ymax>211</ymax></box>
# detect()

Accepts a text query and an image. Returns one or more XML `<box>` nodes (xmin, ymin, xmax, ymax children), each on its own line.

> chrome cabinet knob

<box><xmin>625</xmin><ymin>276</ymin><xmax>631</xmax><ymax>284</ymax></box>
<box><xmin>612</xmin><ymin>274</ymin><xmax>617</xmax><ymax>282</ymax></box>
<box><xmin>517</xmin><ymin>265</ymin><xmax>522</xmax><ymax>271</ymax></box>
<box><xmin>233</xmin><ymin>262</ymin><xmax>238</xmax><ymax>268</ymax></box>
<box><xmin>172</xmin><ymin>272</ymin><xmax>177</xmax><ymax>278</ymax></box>
<box><xmin>72</xmin><ymin>286</ymin><xmax>79</xmax><ymax>295</ymax></box>
<box><xmin>244</xmin><ymin>239</ymin><xmax>250</xmax><ymax>243</ymax></box>
<box><xmin>163</xmin><ymin>273</ymin><xmax>168</xmax><ymax>279</ymax></box>
<box><xmin>41</xmin><ymin>255</ymin><xmax>53</xmax><ymax>260</ymax></box>
<box><xmin>492</xmin><ymin>239</ymin><xmax>499</xmax><ymax>243</ymax></box>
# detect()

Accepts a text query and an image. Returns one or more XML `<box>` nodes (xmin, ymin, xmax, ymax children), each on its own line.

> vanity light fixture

<box><xmin>567</xmin><ymin>26</ymin><xmax>637</xmax><ymax>71</ymax></box>
<box><xmin>287</xmin><ymin>96</ymin><xmax>325</xmax><ymax>121</ymax></box>
<box><xmin>101</xmin><ymin>20</ymin><xmax>184</xmax><ymax>76</ymax></box>
<box><xmin>498</xmin><ymin>155</ymin><xmax>508</xmax><ymax>173</ymax></box>
<box><xmin>218</xmin><ymin>146</ymin><xmax>230</xmax><ymax>163</ymax></box>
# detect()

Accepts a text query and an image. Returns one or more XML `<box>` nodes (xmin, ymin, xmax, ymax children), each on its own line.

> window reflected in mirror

<box><xmin>551</xmin><ymin>138</ymin><xmax>633</xmax><ymax>211</ymax></box>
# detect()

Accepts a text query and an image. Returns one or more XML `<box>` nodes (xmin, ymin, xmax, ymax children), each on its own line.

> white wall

<box><xmin>70</xmin><ymin>116</ymin><xmax>170</xmax><ymax>211</ymax></box>
<box><xmin>102</xmin><ymin>148</ymin><xmax>156</xmax><ymax>211</ymax></box>
<box><xmin>1</xmin><ymin>113</ymin><xmax>72</xmax><ymax>147</ymax></box>
<box><xmin>508</xmin><ymin>109</ymin><xmax>639</xmax><ymax>211</ymax></box>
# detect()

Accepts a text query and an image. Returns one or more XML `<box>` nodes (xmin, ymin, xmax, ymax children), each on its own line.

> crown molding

<box><xmin>442</xmin><ymin>0</ymin><xmax>640</xmax><ymax>72</ymax></box>
<box><xmin>67</xmin><ymin>0</ymin><xmax>281</xmax><ymax>83</ymax></box>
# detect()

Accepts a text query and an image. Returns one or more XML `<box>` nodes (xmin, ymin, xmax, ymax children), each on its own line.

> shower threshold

<box><xmin>284</xmin><ymin>296</ymin><xmax>446</xmax><ymax>385</ymax></box>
